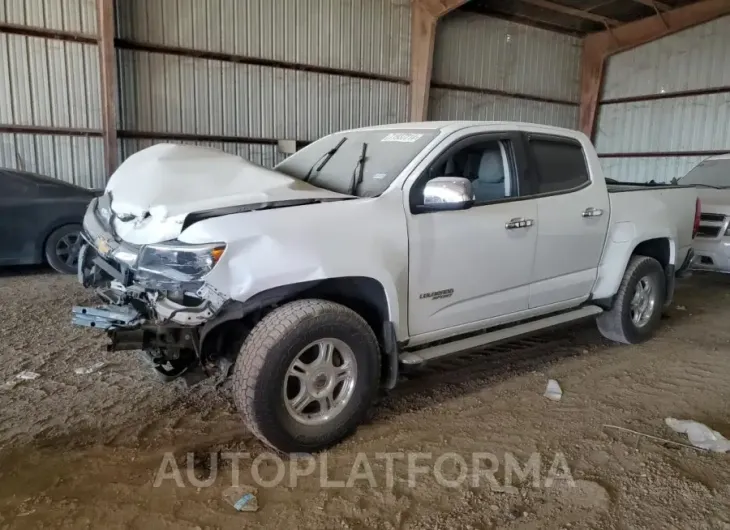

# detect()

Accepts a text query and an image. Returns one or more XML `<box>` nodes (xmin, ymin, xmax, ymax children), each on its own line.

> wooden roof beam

<box><xmin>629</xmin><ymin>0</ymin><xmax>672</xmax><ymax>12</ymax></box>
<box><xmin>518</xmin><ymin>0</ymin><xmax>621</xmax><ymax>26</ymax></box>
<box><xmin>579</xmin><ymin>0</ymin><xmax>730</xmax><ymax>139</ymax></box>
<box><xmin>588</xmin><ymin>0</ymin><xmax>730</xmax><ymax>55</ymax></box>
<box><xmin>417</xmin><ymin>0</ymin><xmax>469</xmax><ymax>17</ymax></box>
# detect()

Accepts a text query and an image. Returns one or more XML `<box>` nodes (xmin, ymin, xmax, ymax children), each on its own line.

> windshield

<box><xmin>679</xmin><ymin>158</ymin><xmax>730</xmax><ymax>188</ymax></box>
<box><xmin>275</xmin><ymin>129</ymin><xmax>440</xmax><ymax>197</ymax></box>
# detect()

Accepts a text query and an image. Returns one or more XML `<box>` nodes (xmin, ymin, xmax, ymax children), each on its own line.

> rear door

<box><xmin>526</xmin><ymin>135</ymin><xmax>610</xmax><ymax>309</ymax></box>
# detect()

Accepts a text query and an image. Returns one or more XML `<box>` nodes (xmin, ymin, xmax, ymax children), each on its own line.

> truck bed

<box><xmin>607</xmin><ymin>182</ymin><xmax>693</xmax><ymax>193</ymax></box>
<box><xmin>607</xmin><ymin>183</ymin><xmax>697</xmax><ymax>271</ymax></box>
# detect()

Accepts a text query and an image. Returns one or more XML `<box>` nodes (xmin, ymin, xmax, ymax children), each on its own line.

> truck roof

<box><xmin>340</xmin><ymin>120</ymin><xmax>586</xmax><ymax>140</ymax></box>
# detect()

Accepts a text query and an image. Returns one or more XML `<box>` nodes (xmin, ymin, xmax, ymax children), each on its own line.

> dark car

<box><xmin>0</xmin><ymin>168</ymin><xmax>101</xmax><ymax>274</ymax></box>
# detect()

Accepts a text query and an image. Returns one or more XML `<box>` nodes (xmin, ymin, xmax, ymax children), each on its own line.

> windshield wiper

<box><xmin>303</xmin><ymin>137</ymin><xmax>347</xmax><ymax>182</ymax></box>
<box><xmin>348</xmin><ymin>143</ymin><xmax>368</xmax><ymax>195</ymax></box>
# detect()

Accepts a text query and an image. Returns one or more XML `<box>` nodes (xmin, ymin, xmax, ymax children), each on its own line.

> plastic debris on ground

<box><xmin>2</xmin><ymin>371</ymin><xmax>41</xmax><ymax>390</ymax></box>
<box><xmin>74</xmin><ymin>362</ymin><xmax>107</xmax><ymax>375</ymax></box>
<box><xmin>16</xmin><ymin>371</ymin><xmax>41</xmax><ymax>381</ymax></box>
<box><xmin>223</xmin><ymin>485</ymin><xmax>259</xmax><ymax>512</ymax></box>
<box><xmin>544</xmin><ymin>379</ymin><xmax>563</xmax><ymax>401</ymax></box>
<box><xmin>676</xmin><ymin>305</ymin><xmax>687</xmax><ymax>311</ymax></box>
<box><xmin>665</xmin><ymin>418</ymin><xmax>730</xmax><ymax>453</ymax></box>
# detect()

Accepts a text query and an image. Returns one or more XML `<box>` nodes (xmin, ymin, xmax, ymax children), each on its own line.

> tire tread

<box><xmin>596</xmin><ymin>255</ymin><xmax>665</xmax><ymax>344</ymax></box>
<box><xmin>231</xmin><ymin>299</ymin><xmax>379</xmax><ymax>452</ymax></box>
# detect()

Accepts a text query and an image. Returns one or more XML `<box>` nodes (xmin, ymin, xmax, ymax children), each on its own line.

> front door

<box><xmin>406</xmin><ymin>132</ymin><xmax>538</xmax><ymax>338</ymax></box>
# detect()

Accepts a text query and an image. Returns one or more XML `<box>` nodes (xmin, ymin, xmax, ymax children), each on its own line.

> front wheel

<box><xmin>232</xmin><ymin>299</ymin><xmax>381</xmax><ymax>453</ymax></box>
<box><xmin>597</xmin><ymin>255</ymin><xmax>666</xmax><ymax>344</ymax></box>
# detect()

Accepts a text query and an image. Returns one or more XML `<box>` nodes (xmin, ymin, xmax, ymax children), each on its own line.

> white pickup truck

<box><xmin>72</xmin><ymin>121</ymin><xmax>699</xmax><ymax>452</ymax></box>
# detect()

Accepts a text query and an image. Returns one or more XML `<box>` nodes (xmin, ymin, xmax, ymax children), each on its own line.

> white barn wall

<box><xmin>429</xmin><ymin>12</ymin><xmax>581</xmax><ymax>128</ymax></box>
<box><xmin>595</xmin><ymin>15</ymin><xmax>730</xmax><ymax>183</ymax></box>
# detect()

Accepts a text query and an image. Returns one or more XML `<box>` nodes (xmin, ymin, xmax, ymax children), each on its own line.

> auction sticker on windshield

<box><xmin>381</xmin><ymin>133</ymin><xmax>424</xmax><ymax>143</ymax></box>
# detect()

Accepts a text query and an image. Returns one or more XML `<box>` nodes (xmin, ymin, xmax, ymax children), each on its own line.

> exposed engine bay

<box><xmin>72</xmin><ymin>196</ymin><xmax>237</xmax><ymax>384</ymax></box>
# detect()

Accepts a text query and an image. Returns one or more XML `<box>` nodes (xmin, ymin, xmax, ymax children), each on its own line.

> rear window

<box><xmin>276</xmin><ymin>129</ymin><xmax>439</xmax><ymax>197</ymax></box>
<box><xmin>530</xmin><ymin>138</ymin><xmax>590</xmax><ymax>194</ymax></box>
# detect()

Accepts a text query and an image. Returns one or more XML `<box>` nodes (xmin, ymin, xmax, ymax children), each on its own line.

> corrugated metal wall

<box><xmin>0</xmin><ymin>0</ymin><xmax>97</xmax><ymax>33</ymax></box>
<box><xmin>429</xmin><ymin>12</ymin><xmax>581</xmax><ymax>129</ymax></box>
<box><xmin>0</xmin><ymin>0</ymin><xmax>104</xmax><ymax>187</ymax></box>
<box><xmin>1</xmin><ymin>1</ymin><xmax>589</xmax><ymax>185</ymax></box>
<box><xmin>429</xmin><ymin>88</ymin><xmax>579</xmax><ymax>126</ymax></box>
<box><xmin>0</xmin><ymin>34</ymin><xmax>101</xmax><ymax>130</ymax></box>
<box><xmin>115</xmin><ymin>0</ymin><xmax>411</xmax><ymax>79</ymax></box>
<box><xmin>595</xmin><ymin>15</ymin><xmax>730</xmax><ymax>183</ymax></box>
<box><xmin>0</xmin><ymin>132</ymin><xmax>104</xmax><ymax>188</ymax></box>
<box><xmin>115</xmin><ymin>0</ymin><xmax>411</xmax><ymax>164</ymax></box>
<box><xmin>116</xmin><ymin>49</ymin><xmax>408</xmax><ymax>141</ymax></box>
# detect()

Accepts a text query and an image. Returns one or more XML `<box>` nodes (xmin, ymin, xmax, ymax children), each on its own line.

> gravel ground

<box><xmin>1</xmin><ymin>268</ymin><xmax>730</xmax><ymax>529</ymax></box>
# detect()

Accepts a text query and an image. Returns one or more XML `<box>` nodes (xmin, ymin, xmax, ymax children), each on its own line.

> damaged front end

<box><xmin>71</xmin><ymin>194</ymin><xmax>232</xmax><ymax>384</ymax></box>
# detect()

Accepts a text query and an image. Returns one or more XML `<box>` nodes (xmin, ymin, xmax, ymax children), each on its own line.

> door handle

<box><xmin>582</xmin><ymin>207</ymin><xmax>603</xmax><ymax>218</ymax></box>
<box><xmin>505</xmin><ymin>217</ymin><xmax>534</xmax><ymax>229</ymax></box>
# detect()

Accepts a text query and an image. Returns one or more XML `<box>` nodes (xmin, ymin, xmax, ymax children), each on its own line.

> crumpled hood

<box><xmin>104</xmin><ymin>143</ymin><xmax>351</xmax><ymax>244</ymax></box>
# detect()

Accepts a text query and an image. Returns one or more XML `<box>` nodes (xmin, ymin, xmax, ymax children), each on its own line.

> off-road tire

<box><xmin>596</xmin><ymin>255</ymin><xmax>666</xmax><ymax>344</ymax></box>
<box><xmin>232</xmin><ymin>299</ymin><xmax>380</xmax><ymax>453</ymax></box>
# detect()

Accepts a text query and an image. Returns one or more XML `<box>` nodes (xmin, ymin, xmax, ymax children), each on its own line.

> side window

<box><xmin>529</xmin><ymin>138</ymin><xmax>589</xmax><ymax>194</ymax></box>
<box><xmin>424</xmin><ymin>139</ymin><xmax>515</xmax><ymax>205</ymax></box>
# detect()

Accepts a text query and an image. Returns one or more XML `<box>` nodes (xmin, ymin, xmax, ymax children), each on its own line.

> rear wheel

<box><xmin>597</xmin><ymin>255</ymin><xmax>666</xmax><ymax>344</ymax></box>
<box><xmin>232</xmin><ymin>299</ymin><xmax>380</xmax><ymax>453</ymax></box>
<box><xmin>45</xmin><ymin>224</ymin><xmax>83</xmax><ymax>274</ymax></box>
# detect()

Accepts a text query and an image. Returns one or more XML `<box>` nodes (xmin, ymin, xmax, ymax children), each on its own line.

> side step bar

<box><xmin>399</xmin><ymin>305</ymin><xmax>603</xmax><ymax>365</ymax></box>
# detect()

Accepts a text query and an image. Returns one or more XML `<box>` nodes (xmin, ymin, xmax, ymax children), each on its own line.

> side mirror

<box><xmin>421</xmin><ymin>177</ymin><xmax>474</xmax><ymax>211</ymax></box>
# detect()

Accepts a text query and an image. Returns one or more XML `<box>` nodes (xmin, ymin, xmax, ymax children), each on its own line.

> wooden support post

<box><xmin>410</xmin><ymin>3</ymin><xmax>437</xmax><ymax>122</ymax></box>
<box><xmin>409</xmin><ymin>0</ymin><xmax>467</xmax><ymax>122</ymax></box>
<box><xmin>97</xmin><ymin>0</ymin><xmax>118</xmax><ymax>177</ymax></box>
<box><xmin>578</xmin><ymin>36</ymin><xmax>608</xmax><ymax>140</ymax></box>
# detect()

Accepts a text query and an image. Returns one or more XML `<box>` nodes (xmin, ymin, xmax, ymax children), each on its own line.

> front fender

<box><xmin>179</xmin><ymin>193</ymin><xmax>410</xmax><ymax>340</ymax></box>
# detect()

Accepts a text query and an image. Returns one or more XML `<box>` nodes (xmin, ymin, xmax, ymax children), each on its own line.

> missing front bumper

<box><xmin>72</xmin><ymin>303</ymin><xmax>200</xmax><ymax>353</ymax></box>
<box><xmin>71</xmin><ymin>305</ymin><xmax>142</xmax><ymax>330</ymax></box>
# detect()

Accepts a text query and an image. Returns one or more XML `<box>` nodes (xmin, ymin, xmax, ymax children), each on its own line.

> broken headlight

<box><xmin>136</xmin><ymin>241</ymin><xmax>226</xmax><ymax>283</ymax></box>
<box><xmin>96</xmin><ymin>193</ymin><xmax>113</xmax><ymax>225</ymax></box>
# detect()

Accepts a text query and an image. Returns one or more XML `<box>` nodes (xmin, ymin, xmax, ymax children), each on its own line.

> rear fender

<box><xmin>592</xmin><ymin>224</ymin><xmax>675</xmax><ymax>300</ymax></box>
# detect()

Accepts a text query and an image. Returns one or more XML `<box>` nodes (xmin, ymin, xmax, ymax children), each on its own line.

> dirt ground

<box><xmin>1</xmin><ymin>268</ymin><xmax>730</xmax><ymax>530</ymax></box>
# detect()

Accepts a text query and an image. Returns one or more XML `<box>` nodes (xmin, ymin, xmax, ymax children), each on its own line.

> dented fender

<box><xmin>177</xmin><ymin>193</ymin><xmax>410</xmax><ymax>340</ymax></box>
